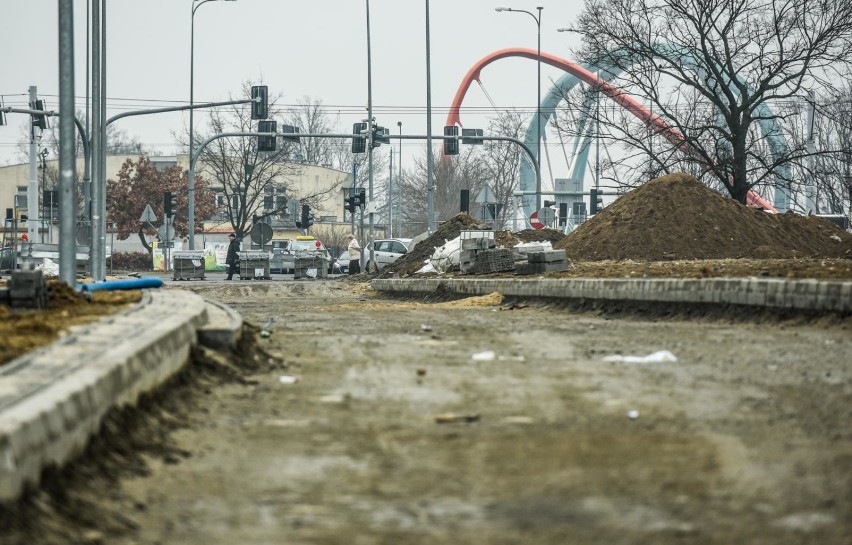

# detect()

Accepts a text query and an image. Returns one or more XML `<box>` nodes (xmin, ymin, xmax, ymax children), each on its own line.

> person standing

<box><xmin>346</xmin><ymin>234</ymin><xmax>361</xmax><ymax>275</ymax></box>
<box><xmin>225</xmin><ymin>232</ymin><xmax>240</xmax><ymax>280</ymax></box>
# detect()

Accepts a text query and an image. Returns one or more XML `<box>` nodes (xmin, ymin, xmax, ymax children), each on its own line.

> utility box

<box><xmin>294</xmin><ymin>256</ymin><xmax>328</xmax><ymax>279</ymax></box>
<box><xmin>238</xmin><ymin>250</ymin><xmax>271</xmax><ymax>280</ymax></box>
<box><xmin>172</xmin><ymin>251</ymin><xmax>205</xmax><ymax>281</ymax></box>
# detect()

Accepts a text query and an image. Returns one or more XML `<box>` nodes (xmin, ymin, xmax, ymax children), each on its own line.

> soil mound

<box><xmin>555</xmin><ymin>173</ymin><xmax>852</xmax><ymax>261</ymax></box>
<box><xmin>377</xmin><ymin>213</ymin><xmax>481</xmax><ymax>277</ymax></box>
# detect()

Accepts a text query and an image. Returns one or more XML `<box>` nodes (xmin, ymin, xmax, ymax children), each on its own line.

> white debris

<box><xmin>603</xmin><ymin>350</ymin><xmax>678</xmax><ymax>363</ymax></box>
<box><xmin>278</xmin><ymin>375</ymin><xmax>299</xmax><ymax>384</ymax></box>
<box><xmin>471</xmin><ymin>350</ymin><xmax>496</xmax><ymax>362</ymax></box>
<box><xmin>627</xmin><ymin>409</ymin><xmax>640</xmax><ymax>419</ymax></box>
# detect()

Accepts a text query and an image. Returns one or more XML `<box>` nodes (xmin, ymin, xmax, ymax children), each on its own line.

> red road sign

<box><xmin>530</xmin><ymin>211</ymin><xmax>544</xmax><ymax>230</ymax></box>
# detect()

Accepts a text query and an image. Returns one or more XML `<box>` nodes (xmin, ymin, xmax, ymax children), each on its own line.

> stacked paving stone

<box><xmin>460</xmin><ymin>231</ymin><xmax>514</xmax><ymax>275</ymax></box>
<box><xmin>515</xmin><ymin>248</ymin><xmax>571</xmax><ymax>275</ymax></box>
<box><xmin>0</xmin><ymin>269</ymin><xmax>49</xmax><ymax>309</ymax></box>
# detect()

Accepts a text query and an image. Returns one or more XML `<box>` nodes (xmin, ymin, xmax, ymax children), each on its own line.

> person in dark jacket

<box><xmin>225</xmin><ymin>233</ymin><xmax>240</xmax><ymax>280</ymax></box>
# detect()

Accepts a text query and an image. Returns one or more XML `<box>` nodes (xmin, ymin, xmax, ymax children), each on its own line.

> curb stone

<box><xmin>0</xmin><ymin>289</ymin><xmax>241</xmax><ymax>501</ymax></box>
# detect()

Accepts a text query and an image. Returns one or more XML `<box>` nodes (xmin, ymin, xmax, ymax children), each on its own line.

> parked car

<box><xmin>332</xmin><ymin>251</ymin><xmax>351</xmax><ymax>274</ymax></box>
<box><xmin>364</xmin><ymin>238</ymin><xmax>412</xmax><ymax>272</ymax></box>
<box><xmin>278</xmin><ymin>236</ymin><xmax>331</xmax><ymax>274</ymax></box>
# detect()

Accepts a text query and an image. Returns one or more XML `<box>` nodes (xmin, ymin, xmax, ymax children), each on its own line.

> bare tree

<box><xmin>284</xmin><ymin>97</ymin><xmax>335</xmax><ymax>167</ymax></box>
<box><xmin>566</xmin><ymin>0</ymin><xmax>852</xmax><ymax>204</ymax></box>
<box><xmin>482</xmin><ymin>111</ymin><xmax>527</xmax><ymax>227</ymax></box>
<box><xmin>397</xmin><ymin>145</ymin><xmax>490</xmax><ymax>237</ymax></box>
<box><xmin>194</xmin><ymin>83</ymin><xmax>337</xmax><ymax>237</ymax></box>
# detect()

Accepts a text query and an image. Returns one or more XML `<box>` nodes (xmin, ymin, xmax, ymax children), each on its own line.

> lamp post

<box><xmin>496</xmin><ymin>5</ymin><xmax>543</xmax><ymax>211</ymax></box>
<box><xmin>189</xmin><ymin>0</ymin><xmax>235</xmax><ymax>249</ymax></box>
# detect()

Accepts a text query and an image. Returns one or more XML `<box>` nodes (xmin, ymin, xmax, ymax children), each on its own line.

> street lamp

<box><xmin>189</xmin><ymin>0</ymin><xmax>236</xmax><ymax>249</ymax></box>
<box><xmin>496</xmin><ymin>5</ymin><xmax>543</xmax><ymax>211</ymax></box>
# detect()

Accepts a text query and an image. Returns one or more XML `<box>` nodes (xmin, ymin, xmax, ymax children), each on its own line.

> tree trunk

<box><xmin>137</xmin><ymin>227</ymin><xmax>152</xmax><ymax>255</ymax></box>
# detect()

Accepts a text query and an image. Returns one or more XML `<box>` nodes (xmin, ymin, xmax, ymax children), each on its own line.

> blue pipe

<box><xmin>77</xmin><ymin>277</ymin><xmax>164</xmax><ymax>292</ymax></box>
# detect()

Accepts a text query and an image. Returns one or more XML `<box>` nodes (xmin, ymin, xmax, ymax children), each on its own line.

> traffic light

<box><xmin>164</xmin><ymin>191</ymin><xmax>177</xmax><ymax>218</ymax></box>
<box><xmin>344</xmin><ymin>194</ymin><xmax>356</xmax><ymax>214</ymax></box>
<box><xmin>351</xmin><ymin>122</ymin><xmax>368</xmax><ymax>154</ymax></box>
<box><xmin>250</xmin><ymin>85</ymin><xmax>268</xmax><ymax>120</ymax></box>
<box><xmin>443</xmin><ymin>125</ymin><xmax>459</xmax><ymax>155</ymax></box>
<box><xmin>372</xmin><ymin>125</ymin><xmax>390</xmax><ymax>148</ymax></box>
<box><xmin>257</xmin><ymin>119</ymin><xmax>277</xmax><ymax>152</ymax></box>
<box><xmin>590</xmin><ymin>188</ymin><xmax>603</xmax><ymax>215</ymax></box>
<box><xmin>30</xmin><ymin>99</ymin><xmax>48</xmax><ymax>130</ymax></box>
<box><xmin>358</xmin><ymin>189</ymin><xmax>366</xmax><ymax>209</ymax></box>
<box><xmin>299</xmin><ymin>204</ymin><xmax>314</xmax><ymax>229</ymax></box>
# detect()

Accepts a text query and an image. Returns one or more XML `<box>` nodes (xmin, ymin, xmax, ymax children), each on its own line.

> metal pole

<box><xmin>90</xmin><ymin>0</ymin><xmax>102</xmax><ymax>278</ymax></box>
<box><xmin>426</xmin><ymin>0</ymin><xmax>434</xmax><ymax>232</ymax></box>
<box><xmin>366</xmin><ymin>0</ymin><xmax>374</xmax><ymax>271</ymax></box>
<box><xmin>189</xmin><ymin>1</ymin><xmax>197</xmax><ymax>248</ymax></box>
<box><xmin>28</xmin><ymin>86</ymin><xmax>38</xmax><ymax>242</ymax></box>
<box><xmin>188</xmin><ymin>0</ymin><xmax>236</xmax><ymax>249</ymax></box>
<box><xmin>397</xmin><ymin>120</ymin><xmax>402</xmax><ymax>238</ymax></box>
<box><xmin>351</xmin><ymin>161</ymin><xmax>356</xmax><ymax>236</ymax></box>
<box><xmin>59</xmin><ymin>0</ymin><xmax>77</xmax><ymax>287</ymax></box>
<box><xmin>536</xmin><ymin>6</ymin><xmax>542</xmax><ymax>211</ymax></box>
<box><xmin>96</xmin><ymin>0</ymin><xmax>107</xmax><ymax>280</ymax></box>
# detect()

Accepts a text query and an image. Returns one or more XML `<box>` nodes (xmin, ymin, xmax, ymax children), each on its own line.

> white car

<box><xmin>364</xmin><ymin>238</ymin><xmax>412</xmax><ymax>272</ymax></box>
<box><xmin>332</xmin><ymin>251</ymin><xmax>351</xmax><ymax>274</ymax></box>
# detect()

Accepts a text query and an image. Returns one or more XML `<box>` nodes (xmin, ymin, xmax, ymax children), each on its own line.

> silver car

<box><xmin>365</xmin><ymin>238</ymin><xmax>412</xmax><ymax>272</ymax></box>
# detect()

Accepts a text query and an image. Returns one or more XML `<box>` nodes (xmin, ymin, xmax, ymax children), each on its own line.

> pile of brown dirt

<box><xmin>377</xmin><ymin>213</ymin><xmax>482</xmax><ymax>278</ymax></box>
<box><xmin>555</xmin><ymin>173</ymin><xmax>852</xmax><ymax>261</ymax></box>
<box><xmin>0</xmin><ymin>282</ymin><xmax>143</xmax><ymax>367</ymax></box>
<box><xmin>496</xmin><ymin>228</ymin><xmax>566</xmax><ymax>248</ymax></box>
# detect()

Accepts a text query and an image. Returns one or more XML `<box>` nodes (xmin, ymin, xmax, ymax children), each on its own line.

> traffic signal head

<box><xmin>300</xmin><ymin>204</ymin><xmax>311</xmax><ymax>230</ymax></box>
<box><xmin>359</xmin><ymin>189</ymin><xmax>366</xmax><ymax>209</ymax></box>
<box><xmin>164</xmin><ymin>191</ymin><xmax>176</xmax><ymax>217</ymax></box>
<box><xmin>352</xmin><ymin>122</ymin><xmax>368</xmax><ymax>154</ymax></box>
<box><xmin>590</xmin><ymin>188</ymin><xmax>603</xmax><ymax>215</ymax></box>
<box><xmin>443</xmin><ymin>125</ymin><xmax>459</xmax><ymax>156</ymax></box>
<box><xmin>344</xmin><ymin>195</ymin><xmax>356</xmax><ymax>214</ymax></box>
<box><xmin>372</xmin><ymin>125</ymin><xmax>390</xmax><ymax>148</ymax></box>
<box><xmin>257</xmin><ymin>119</ymin><xmax>277</xmax><ymax>152</ymax></box>
<box><xmin>251</xmin><ymin>86</ymin><xmax>269</xmax><ymax>120</ymax></box>
<box><xmin>31</xmin><ymin>99</ymin><xmax>48</xmax><ymax>130</ymax></box>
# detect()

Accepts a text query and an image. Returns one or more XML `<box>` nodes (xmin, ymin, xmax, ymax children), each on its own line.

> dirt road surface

<box><xmin>4</xmin><ymin>278</ymin><xmax>851</xmax><ymax>544</ymax></box>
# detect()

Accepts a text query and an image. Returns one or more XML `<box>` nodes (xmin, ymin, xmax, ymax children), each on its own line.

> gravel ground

<box><xmin>3</xmin><ymin>278</ymin><xmax>849</xmax><ymax>545</ymax></box>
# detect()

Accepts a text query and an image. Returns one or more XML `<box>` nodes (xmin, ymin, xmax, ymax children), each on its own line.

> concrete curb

<box><xmin>0</xmin><ymin>289</ymin><xmax>239</xmax><ymax>502</ymax></box>
<box><xmin>371</xmin><ymin>277</ymin><xmax>852</xmax><ymax>313</ymax></box>
<box><xmin>198</xmin><ymin>299</ymin><xmax>243</xmax><ymax>350</ymax></box>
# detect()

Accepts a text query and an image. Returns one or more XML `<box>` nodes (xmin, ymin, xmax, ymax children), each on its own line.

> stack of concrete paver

<box><xmin>515</xmin><ymin>248</ymin><xmax>571</xmax><ymax>275</ymax></box>
<box><xmin>460</xmin><ymin>231</ymin><xmax>514</xmax><ymax>275</ymax></box>
<box><xmin>0</xmin><ymin>269</ymin><xmax>49</xmax><ymax>309</ymax></box>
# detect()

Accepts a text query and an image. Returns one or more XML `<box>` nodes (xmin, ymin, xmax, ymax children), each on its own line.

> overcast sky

<box><xmin>1</xmin><ymin>0</ymin><xmax>585</xmax><ymax>175</ymax></box>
